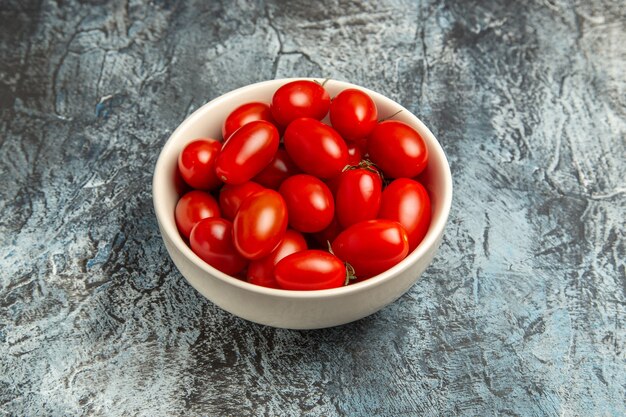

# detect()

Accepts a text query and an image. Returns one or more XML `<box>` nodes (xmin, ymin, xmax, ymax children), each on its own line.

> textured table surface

<box><xmin>1</xmin><ymin>0</ymin><xmax>625</xmax><ymax>415</ymax></box>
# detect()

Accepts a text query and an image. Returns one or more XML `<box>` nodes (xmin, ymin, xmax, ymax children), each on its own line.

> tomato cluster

<box><xmin>174</xmin><ymin>80</ymin><xmax>432</xmax><ymax>291</ymax></box>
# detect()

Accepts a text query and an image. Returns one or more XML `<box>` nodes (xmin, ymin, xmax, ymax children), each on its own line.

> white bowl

<box><xmin>152</xmin><ymin>78</ymin><xmax>452</xmax><ymax>329</ymax></box>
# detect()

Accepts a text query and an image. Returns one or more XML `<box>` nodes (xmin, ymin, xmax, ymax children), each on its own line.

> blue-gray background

<box><xmin>1</xmin><ymin>0</ymin><xmax>624</xmax><ymax>415</ymax></box>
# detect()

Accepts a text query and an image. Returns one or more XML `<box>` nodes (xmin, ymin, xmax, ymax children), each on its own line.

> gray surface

<box><xmin>1</xmin><ymin>0</ymin><xmax>625</xmax><ymax>415</ymax></box>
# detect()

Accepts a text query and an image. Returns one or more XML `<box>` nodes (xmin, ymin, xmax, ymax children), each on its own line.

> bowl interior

<box><xmin>153</xmin><ymin>78</ymin><xmax>452</xmax><ymax>296</ymax></box>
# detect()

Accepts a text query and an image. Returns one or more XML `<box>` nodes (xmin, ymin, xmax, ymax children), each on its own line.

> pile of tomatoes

<box><xmin>174</xmin><ymin>79</ymin><xmax>431</xmax><ymax>291</ymax></box>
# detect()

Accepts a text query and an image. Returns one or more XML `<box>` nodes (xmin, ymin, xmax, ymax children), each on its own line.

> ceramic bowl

<box><xmin>152</xmin><ymin>78</ymin><xmax>452</xmax><ymax>329</ymax></box>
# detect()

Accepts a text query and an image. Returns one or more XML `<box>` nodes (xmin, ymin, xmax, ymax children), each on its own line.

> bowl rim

<box><xmin>153</xmin><ymin>77</ymin><xmax>453</xmax><ymax>299</ymax></box>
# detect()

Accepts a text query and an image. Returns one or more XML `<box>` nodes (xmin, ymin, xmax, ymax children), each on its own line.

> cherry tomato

<box><xmin>278</xmin><ymin>174</ymin><xmax>334</xmax><ymax>233</ymax></box>
<box><xmin>332</xmin><ymin>220</ymin><xmax>409</xmax><ymax>279</ymax></box>
<box><xmin>216</xmin><ymin>120</ymin><xmax>279</xmax><ymax>185</ymax></box>
<box><xmin>218</xmin><ymin>181</ymin><xmax>265</xmax><ymax>221</ymax></box>
<box><xmin>233</xmin><ymin>189</ymin><xmax>288</xmax><ymax>260</ymax></box>
<box><xmin>190</xmin><ymin>218</ymin><xmax>248</xmax><ymax>275</ymax></box>
<box><xmin>274</xmin><ymin>250</ymin><xmax>346</xmax><ymax>290</ymax></box>
<box><xmin>175</xmin><ymin>190</ymin><xmax>221</xmax><ymax>238</ymax></box>
<box><xmin>284</xmin><ymin>118</ymin><xmax>348</xmax><ymax>179</ymax></box>
<box><xmin>247</xmin><ymin>229</ymin><xmax>308</xmax><ymax>288</ymax></box>
<box><xmin>335</xmin><ymin>167</ymin><xmax>382</xmax><ymax>229</ymax></box>
<box><xmin>329</xmin><ymin>88</ymin><xmax>378</xmax><ymax>142</ymax></box>
<box><xmin>252</xmin><ymin>148</ymin><xmax>301</xmax><ymax>189</ymax></box>
<box><xmin>354</xmin><ymin>136</ymin><xmax>369</xmax><ymax>156</ymax></box>
<box><xmin>222</xmin><ymin>102</ymin><xmax>275</xmax><ymax>141</ymax></box>
<box><xmin>367</xmin><ymin>120</ymin><xmax>428</xmax><ymax>179</ymax></box>
<box><xmin>378</xmin><ymin>178</ymin><xmax>431</xmax><ymax>252</ymax></box>
<box><xmin>346</xmin><ymin>143</ymin><xmax>362</xmax><ymax>166</ymax></box>
<box><xmin>271</xmin><ymin>80</ymin><xmax>330</xmax><ymax>127</ymax></box>
<box><xmin>178</xmin><ymin>139</ymin><xmax>222</xmax><ymax>190</ymax></box>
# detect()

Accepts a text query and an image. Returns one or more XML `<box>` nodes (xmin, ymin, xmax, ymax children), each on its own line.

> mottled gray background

<box><xmin>1</xmin><ymin>0</ymin><xmax>624</xmax><ymax>415</ymax></box>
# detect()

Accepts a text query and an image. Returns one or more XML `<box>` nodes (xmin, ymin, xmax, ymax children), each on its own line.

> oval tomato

<box><xmin>346</xmin><ymin>143</ymin><xmax>362</xmax><ymax>166</ymax></box>
<box><xmin>218</xmin><ymin>181</ymin><xmax>265</xmax><ymax>221</ymax></box>
<box><xmin>274</xmin><ymin>250</ymin><xmax>346</xmax><ymax>290</ymax></box>
<box><xmin>233</xmin><ymin>189</ymin><xmax>288</xmax><ymax>260</ymax></box>
<box><xmin>175</xmin><ymin>190</ymin><xmax>221</xmax><ymax>238</ymax></box>
<box><xmin>329</xmin><ymin>88</ymin><xmax>378</xmax><ymax>142</ymax></box>
<box><xmin>284</xmin><ymin>118</ymin><xmax>348</xmax><ymax>179</ymax></box>
<box><xmin>353</xmin><ymin>135</ymin><xmax>369</xmax><ymax>156</ymax></box>
<box><xmin>222</xmin><ymin>102</ymin><xmax>275</xmax><ymax>141</ymax></box>
<box><xmin>252</xmin><ymin>148</ymin><xmax>301</xmax><ymax>189</ymax></box>
<box><xmin>332</xmin><ymin>220</ymin><xmax>409</xmax><ymax>279</ymax></box>
<box><xmin>190</xmin><ymin>218</ymin><xmax>248</xmax><ymax>275</ymax></box>
<box><xmin>367</xmin><ymin>120</ymin><xmax>428</xmax><ymax>178</ymax></box>
<box><xmin>247</xmin><ymin>229</ymin><xmax>308</xmax><ymax>288</ymax></box>
<box><xmin>271</xmin><ymin>80</ymin><xmax>330</xmax><ymax>126</ymax></box>
<box><xmin>335</xmin><ymin>168</ymin><xmax>382</xmax><ymax>229</ymax></box>
<box><xmin>378</xmin><ymin>178</ymin><xmax>431</xmax><ymax>251</ymax></box>
<box><xmin>279</xmin><ymin>174</ymin><xmax>334</xmax><ymax>233</ymax></box>
<box><xmin>178</xmin><ymin>139</ymin><xmax>222</xmax><ymax>190</ymax></box>
<box><xmin>216</xmin><ymin>120</ymin><xmax>279</xmax><ymax>184</ymax></box>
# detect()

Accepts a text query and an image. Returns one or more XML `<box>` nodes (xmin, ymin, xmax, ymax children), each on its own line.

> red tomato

<box><xmin>252</xmin><ymin>148</ymin><xmax>300</xmax><ymax>189</ymax></box>
<box><xmin>175</xmin><ymin>190</ymin><xmax>221</xmax><ymax>238</ymax></box>
<box><xmin>233</xmin><ymin>189</ymin><xmax>288</xmax><ymax>260</ymax></box>
<box><xmin>247</xmin><ymin>229</ymin><xmax>308</xmax><ymax>288</ymax></box>
<box><xmin>284</xmin><ymin>118</ymin><xmax>348</xmax><ymax>179</ymax></box>
<box><xmin>329</xmin><ymin>88</ymin><xmax>378</xmax><ymax>142</ymax></box>
<box><xmin>218</xmin><ymin>181</ymin><xmax>265</xmax><ymax>221</ymax></box>
<box><xmin>274</xmin><ymin>250</ymin><xmax>346</xmax><ymax>290</ymax></box>
<box><xmin>271</xmin><ymin>80</ymin><xmax>330</xmax><ymax>126</ymax></box>
<box><xmin>335</xmin><ymin>168</ymin><xmax>382</xmax><ymax>228</ymax></box>
<box><xmin>279</xmin><ymin>174</ymin><xmax>335</xmax><ymax>233</ymax></box>
<box><xmin>222</xmin><ymin>102</ymin><xmax>275</xmax><ymax>141</ymax></box>
<box><xmin>216</xmin><ymin>120</ymin><xmax>279</xmax><ymax>184</ymax></box>
<box><xmin>190</xmin><ymin>218</ymin><xmax>248</xmax><ymax>275</ymax></box>
<box><xmin>346</xmin><ymin>143</ymin><xmax>362</xmax><ymax>166</ymax></box>
<box><xmin>353</xmin><ymin>136</ymin><xmax>369</xmax><ymax>156</ymax></box>
<box><xmin>332</xmin><ymin>220</ymin><xmax>409</xmax><ymax>279</ymax></box>
<box><xmin>178</xmin><ymin>139</ymin><xmax>222</xmax><ymax>190</ymax></box>
<box><xmin>367</xmin><ymin>120</ymin><xmax>428</xmax><ymax>178</ymax></box>
<box><xmin>378</xmin><ymin>178</ymin><xmax>431</xmax><ymax>251</ymax></box>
